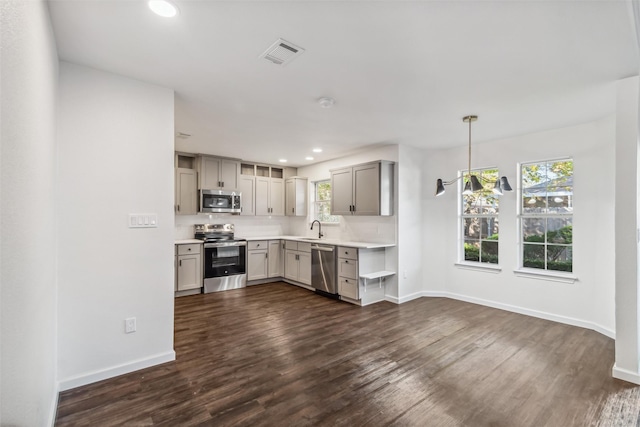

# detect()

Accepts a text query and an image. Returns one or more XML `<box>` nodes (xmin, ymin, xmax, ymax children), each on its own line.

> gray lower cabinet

<box><xmin>268</xmin><ymin>240</ymin><xmax>283</xmax><ymax>278</ymax></box>
<box><xmin>176</xmin><ymin>243</ymin><xmax>202</xmax><ymax>291</ymax></box>
<box><xmin>247</xmin><ymin>241</ymin><xmax>268</xmax><ymax>281</ymax></box>
<box><xmin>247</xmin><ymin>240</ymin><xmax>283</xmax><ymax>281</ymax></box>
<box><xmin>337</xmin><ymin>246</ymin><xmax>359</xmax><ymax>299</ymax></box>
<box><xmin>284</xmin><ymin>241</ymin><xmax>311</xmax><ymax>285</ymax></box>
<box><xmin>337</xmin><ymin>246</ymin><xmax>387</xmax><ymax>303</ymax></box>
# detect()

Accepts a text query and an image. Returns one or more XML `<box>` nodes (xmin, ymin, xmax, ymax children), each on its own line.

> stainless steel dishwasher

<box><xmin>311</xmin><ymin>244</ymin><xmax>338</xmax><ymax>298</ymax></box>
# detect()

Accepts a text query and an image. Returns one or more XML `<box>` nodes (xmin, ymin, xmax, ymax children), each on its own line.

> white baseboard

<box><xmin>613</xmin><ymin>364</ymin><xmax>640</xmax><ymax>385</ymax></box>
<box><xmin>58</xmin><ymin>350</ymin><xmax>176</xmax><ymax>391</ymax></box>
<box><xmin>48</xmin><ymin>379</ymin><xmax>60</xmax><ymax>427</ymax></box>
<box><xmin>392</xmin><ymin>290</ymin><xmax>615</xmax><ymax>340</ymax></box>
<box><xmin>397</xmin><ymin>291</ymin><xmax>425</xmax><ymax>304</ymax></box>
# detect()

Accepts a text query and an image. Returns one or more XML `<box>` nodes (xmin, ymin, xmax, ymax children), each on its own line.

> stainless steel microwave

<box><xmin>200</xmin><ymin>190</ymin><xmax>242</xmax><ymax>214</ymax></box>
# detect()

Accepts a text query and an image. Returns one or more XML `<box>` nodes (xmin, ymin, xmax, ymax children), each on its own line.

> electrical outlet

<box><xmin>125</xmin><ymin>317</ymin><xmax>136</xmax><ymax>334</ymax></box>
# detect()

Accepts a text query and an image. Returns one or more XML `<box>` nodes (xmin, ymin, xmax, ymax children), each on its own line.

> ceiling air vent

<box><xmin>259</xmin><ymin>38</ymin><xmax>305</xmax><ymax>66</ymax></box>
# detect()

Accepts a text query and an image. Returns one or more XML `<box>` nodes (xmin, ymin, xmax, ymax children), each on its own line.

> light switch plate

<box><xmin>128</xmin><ymin>214</ymin><xmax>158</xmax><ymax>228</ymax></box>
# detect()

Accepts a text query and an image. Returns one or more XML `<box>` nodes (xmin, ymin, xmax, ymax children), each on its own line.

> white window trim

<box><xmin>455</xmin><ymin>262</ymin><xmax>502</xmax><ymax>273</ymax></box>
<box><xmin>516</xmin><ymin>157</ymin><xmax>574</xmax><ymax>275</ymax></box>
<box><xmin>513</xmin><ymin>268</ymin><xmax>578</xmax><ymax>284</ymax></box>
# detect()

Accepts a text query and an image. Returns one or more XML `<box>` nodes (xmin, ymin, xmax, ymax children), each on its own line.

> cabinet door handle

<box><xmin>177</xmin><ymin>204</ymin><xmax>180</xmax><ymax>212</ymax></box>
<box><xmin>221</xmin><ymin>181</ymin><xmax>224</xmax><ymax>187</ymax></box>
<box><xmin>265</xmin><ymin>253</ymin><xmax>268</xmax><ymax>258</ymax></box>
<box><xmin>179</xmin><ymin>260</ymin><xmax>182</xmax><ymax>267</ymax></box>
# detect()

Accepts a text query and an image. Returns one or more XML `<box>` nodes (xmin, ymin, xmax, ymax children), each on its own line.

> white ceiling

<box><xmin>48</xmin><ymin>0</ymin><xmax>639</xmax><ymax>167</ymax></box>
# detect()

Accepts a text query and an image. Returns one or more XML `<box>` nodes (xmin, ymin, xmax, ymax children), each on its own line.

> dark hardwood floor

<box><xmin>56</xmin><ymin>282</ymin><xmax>632</xmax><ymax>426</ymax></box>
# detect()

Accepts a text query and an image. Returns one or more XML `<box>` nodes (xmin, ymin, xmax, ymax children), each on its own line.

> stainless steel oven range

<box><xmin>194</xmin><ymin>224</ymin><xmax>246</xmax><ymax>293</ymax></box>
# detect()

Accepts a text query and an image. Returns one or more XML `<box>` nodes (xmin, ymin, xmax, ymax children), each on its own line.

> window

<box><xmin>520</xmin><ymin>159</ymin><xmax>573</xmax><ymax>272</ymax></box>
<box><xmin>461</xmin><ymin>168</ymin><xmax>500</xmax><ymax>264</ymax></box>
<box><xmin>314</xmin><ymin>180</ymin><xmax>339</xmax><ymax>223</ymax></box>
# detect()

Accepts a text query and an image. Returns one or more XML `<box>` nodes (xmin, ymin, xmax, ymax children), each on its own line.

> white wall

<box><xmin>423</xmin><ymin>116</ymin><xmax>616</xmax><ymax>336</ymax></box>
<box><xmin>57</xmin><ymin>62</ymin><xmax>176</xmax><ymax>390</ymax></box>
<box><xmin>0</xmin><ymin>1</ymin><xmax>59</xmax><ymax>425</ymax></box>
<box><xmin>396</xmin><ymin>144</ymin><xmax>424</xmax><ymax>303</ymax></box>
<box><xmin>613</xmin><ymin>76</ymin><xmax>640</xmax><ymax>383</ymax></box>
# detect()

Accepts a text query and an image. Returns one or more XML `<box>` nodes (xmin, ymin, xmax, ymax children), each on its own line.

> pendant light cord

<box><xmin>467</xmin><ymin>117</ymin><xmax>472</xmax><ymax>179</ymax></box>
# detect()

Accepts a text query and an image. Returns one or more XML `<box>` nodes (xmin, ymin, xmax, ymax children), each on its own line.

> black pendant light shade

<box><xmin>469</xmin><ymin>175</ymin><xmax>483</xmax><ymax>192</ymax></box>
<box><xmin>436</xmin><ymin>178</ymin><xmax>446</xmax><ymax>196</ymax></box>
<box><xmin>492</xmin><ymin>179</ymin><xmax>503</xmax><ymax>195</ymax></box>
<box><xmin>500</xmin><ymin>176</ymin><xmax>513</xmax><ymax>191</ymax></box>
<box><xmin>462</xmin><ymin>180</ymin><xmax>472</xmax><ymax>195</ymax></box>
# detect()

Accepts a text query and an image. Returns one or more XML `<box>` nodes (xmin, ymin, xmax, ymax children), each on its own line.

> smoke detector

<box><xmin>259</xmin><ymin>38</ymin><xmax>305</xmax><ymax>66</ymax></box>
<box><xmin>318</xmin><ymin>97</ymin><xmax>335</xmax><ymax>108</ymax></box>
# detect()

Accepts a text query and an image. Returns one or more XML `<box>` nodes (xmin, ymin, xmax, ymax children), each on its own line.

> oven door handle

<box><xmin>204</xmin><ymin>241</ymin><xmax>247</xmax><ymax>248</ymax></box>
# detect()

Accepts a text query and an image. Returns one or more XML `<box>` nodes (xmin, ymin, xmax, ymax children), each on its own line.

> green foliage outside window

<box><xmin>315</xmin><ymin>180</ymin><xmax>339</xmax><ymax>223</ymax></box>
<box><xmin>521</xmin><ymin>159</ymin><xmax>573</xmax><ymax>272</ymax></box>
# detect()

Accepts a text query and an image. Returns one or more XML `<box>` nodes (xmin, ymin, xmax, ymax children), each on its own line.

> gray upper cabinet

<box><xmin>238</xmin><ymin>175</ymin><xmax>255</xmax><ymax>216</ymax></box>
<box><xmin>330</xmin><ymin>161</ymin><xmax>394</xmax><ymax>216</ymax></box>
<box><xmin>255</xmin><ymin>166</ymin><xmax>285</xmax><ymax>216</ymax></box>
<box><xmin>285</xmin><ymin>177</ymin><xmax>308</xmax><ymax>217</ymax></box>
<box><xmin>198</xmin><ymin>156</ymin><xmax>240</xmax><ymax>190</ymax></box>
<box><xmin>175</xmin><ymin>168</ymin><xmax>198</xmax><ymax>215</ymax></box>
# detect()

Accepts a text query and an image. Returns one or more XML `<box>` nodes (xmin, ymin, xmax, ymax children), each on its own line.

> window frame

<box><xmin>313</xmin><ymin>179</ymin><xmax>339</xmax><ymax>224</ymax></box>
<box><xmin>517</xmin><ymin>157</ymin><xmax>574</xmax><ymax>277</ymax></box>
<box><xmin>458</xmin><ymin>167</ymin><xmax>501</xmax><ymax>267</ymax></box>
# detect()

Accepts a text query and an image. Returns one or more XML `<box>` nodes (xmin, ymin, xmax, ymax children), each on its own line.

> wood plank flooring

<box><xmin>55</xmin><ymin>282</ymin><xmax>633</xmax><ymax>426</ymax></box>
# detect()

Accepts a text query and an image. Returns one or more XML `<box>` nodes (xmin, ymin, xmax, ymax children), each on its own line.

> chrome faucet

<box><xmin>310</xmin><ymin>220</ymin><xmax>323</xmax><ymax>239</ymax></box>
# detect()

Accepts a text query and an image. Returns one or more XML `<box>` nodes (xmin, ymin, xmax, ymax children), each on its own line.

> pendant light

<box><xmin>435</xmin><ymin>115</ymin><xmax>512</xmax><ymax>197</ymax></box>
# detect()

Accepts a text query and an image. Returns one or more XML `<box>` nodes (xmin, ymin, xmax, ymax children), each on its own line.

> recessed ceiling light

<box><xmin>305</xmin><ymin>156</ymin><xmax>314</xmax><ymax>161</ymax></box>
<box><xmin>279</xmin><ymin>159</ymin><xmax>287</xmax><ymax>163</ymax></box>
<box><xmin>312</xmin><ymin>148</ymin><xmax>322</xmax><ymax>153</ymax></box>
<box><xmin>148</xmin><ymin>0</ymin><xmax>179</xmax><ymax>17</ymax></box>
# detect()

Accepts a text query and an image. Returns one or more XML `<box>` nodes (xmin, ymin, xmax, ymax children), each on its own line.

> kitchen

<box><xmin>173</xmin><ymin>151</ymin><xmax>398</xmax><ymax>305</ymax></box>
<box><xmin>4</xmin><ymin>1</ymin><xmax>639</xmax><ymax>425</ymax></box>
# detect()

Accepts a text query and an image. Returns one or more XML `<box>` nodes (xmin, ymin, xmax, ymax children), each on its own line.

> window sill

<box><xmin>454</xmin><ymin>262</ymin><xmax>502</xmax><ymax>274</ymax></box>
<box><xmin>513</xmin><ymin>268</ymin><xmax>578</xmax><ymax>284</ymax></box>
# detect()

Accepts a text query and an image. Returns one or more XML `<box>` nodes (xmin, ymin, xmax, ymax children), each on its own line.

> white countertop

<box><xmin>239</xmin><ymin>235</ymin><xmax>395</xmax><ymax>249</ymax></box>
<box><xmin>175</xmin><ymin>239</ymin><xmax>203</xmax><ymax>245</ymax></box>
